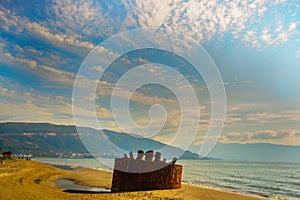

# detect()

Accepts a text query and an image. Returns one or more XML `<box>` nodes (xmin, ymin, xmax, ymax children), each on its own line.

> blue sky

<box><xmin>0</xmin><ymin>0</ymin><xmax>299</xmax><ymax>147</ymax></box>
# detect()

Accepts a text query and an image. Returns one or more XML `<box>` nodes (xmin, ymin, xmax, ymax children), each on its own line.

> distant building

<box><xmin>2</xmin><ymin>151</ymin><xmax>13</xmax><ymax>159</ymax></box>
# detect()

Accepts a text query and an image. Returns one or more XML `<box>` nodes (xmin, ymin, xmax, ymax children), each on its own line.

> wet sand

<box><xmin>0</xmin><ymin>159</ymin><xmax>266</xmax><ymax>200</ymax></box>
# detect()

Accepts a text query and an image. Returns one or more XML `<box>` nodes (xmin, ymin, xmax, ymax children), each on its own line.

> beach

<box><xmin>0</xmin><ymin>159</ymin><xmax>267</xmax><ymax>200</ymax></box>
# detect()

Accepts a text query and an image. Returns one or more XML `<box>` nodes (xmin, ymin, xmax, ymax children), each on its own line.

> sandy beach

<box><xmin>0</xmin><ymin>159</ymin><xmax>266</xmax><ymax>200</ymax></box>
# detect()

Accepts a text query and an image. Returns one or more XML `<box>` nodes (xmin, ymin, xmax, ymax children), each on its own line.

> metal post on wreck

<box><xmin>154</xmin><ymin>151</ymin><xmax>161</xmax><ymax>161</ymax></box>
<box><xmin>136</xmin><ymin>149</ymin><xmax>144</xmax><ymax>160</ymax></box>
<box><xmin>145</xmin><ymin>150</ymin><xmax>154</xmax><ymax>161</ymax></box>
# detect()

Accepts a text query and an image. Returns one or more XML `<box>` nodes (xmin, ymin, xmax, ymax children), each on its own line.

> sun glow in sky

<box><xmin>0</xmin><ymin>0</ymin><xmax>299</xmax><ymax>146</ymax></box>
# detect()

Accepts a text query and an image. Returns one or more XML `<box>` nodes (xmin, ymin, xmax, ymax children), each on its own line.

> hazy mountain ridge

<box><xmin>1</xmin><ymin>122</ymin><xmax>299</xmax><ymax>162</ymax></box>
<box><xmin>209</xmin><ymin>142</ymin><xmax>300</xmax><ymax>162</ymax></box>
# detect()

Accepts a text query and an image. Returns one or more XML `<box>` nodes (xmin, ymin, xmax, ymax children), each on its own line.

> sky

<box><xmin>0</xmin><ymin>0</ymin><xmax>299</xmax><ymax>148</ymax></box>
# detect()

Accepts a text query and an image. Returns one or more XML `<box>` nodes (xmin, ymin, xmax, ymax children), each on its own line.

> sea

<box><xmin>35</xmin><ymin>158</ymin><xmax>300</xmax><ymax>200</ymax></box>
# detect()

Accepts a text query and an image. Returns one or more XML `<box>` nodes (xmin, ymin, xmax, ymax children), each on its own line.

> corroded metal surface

<box><xmin>111</xmin><ymin>157</ymin><xmax>182</xmax><ymax>191</ymax></box>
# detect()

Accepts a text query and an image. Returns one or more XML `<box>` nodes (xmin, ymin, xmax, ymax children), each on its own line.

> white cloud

<box><xmin>134</xmin><ymin>57</ymin><xmax>149</xmax><ymax>64</ymax></box>
<box><xmin>220</xmin><ymin>129</ymin><xmax>300</xmax><ymax>145</ymax></box>
<box><xmin>246</xmin><ymin>110</ymin><xmax>300</xmax><ymax>122</ymax></box>
<box><xmin>0</xmin><ymin>82</ymin><xmax>72</xmax><ymax>124</ymax></box>
<box><xmin>227</xmin><ymin>103</ymin><xmax>263</xmax><ymax>112</ymax></box>
<box><xmin>225</xmin><ymin>117</ymin><xmax>242</xmax><ymax>124</ymax></box>
<box><xmin>2</xmin><ymin>1</ymin><xmax>297</xmax><ymax>56</ymax></box>
<box><xmin>112</xmin><ymin>88</ymin><xmax>176</xmax><ymax>106</ymax></box>
<box><xmin>0</xmin><ymin>78</ymin><xmax>113</xmax><ymax>127</ymax></box>
<box><xmin>90</xmin><ymin>66</ymin><xmax>104</xmax><ymax>72</ymax></box>
<box><xmin>122</xmin><ymin>0</ymin><xmax>267</xmax><ymax>43</ymax></box>
<box><xmin>260</xmin><ymin>28</ymin><xmax>272</xmax><ymax>44</ymax></box>
<box><xmin>2</xmin><ymin>0</ymin><xmax>298</xmax><ymax>56</ymax></box>
<box><xmin>122</xmin><ymin>0</ymin><xmax>174</xmax><ymax>28</ymax></box>
<box><xmin>96</xmin><ymin>105</ymin><xmax>113</xmax><ymax>118</ymax></box>
<box><xmin>288</xmin><ymin>22</ymin><xmax>297</xmax><ymax>31</ymax></box>
<box><xmin>0</xmin><ymin>7</ymin><xmax>94</xmax><ymax>51</ymax></box>
<box><xmin>119</xmin><ymin>0</ymin><xmax>298</xmax><ymax>54</ymax></box>
<box><xmin>222</xmin><ymin>131</ymin><xmax>252</xmax><ymax>143</ymax></box>
<box><xmin>50</xmin><ymin>0</ymin><xmax>124</xmax><ymax>38</ymax></box>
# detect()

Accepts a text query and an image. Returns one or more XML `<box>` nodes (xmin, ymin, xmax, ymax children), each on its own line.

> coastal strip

<box><xmin>0</xmin><ymin>159</ymin><xmax>267</xmax><ymax>200</ymax></box>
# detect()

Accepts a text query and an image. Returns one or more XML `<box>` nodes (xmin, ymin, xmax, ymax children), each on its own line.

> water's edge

<box><xmin>35</xmin><ymin>158</ymin><xmax>298</xmax><ymax>200</ymax></box>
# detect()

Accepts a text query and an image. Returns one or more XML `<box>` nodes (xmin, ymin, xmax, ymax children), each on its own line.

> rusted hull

<box><xmin>112</xmin><ymin>158</ymin><xmax>182</xmax><ymax>191</ymax></box>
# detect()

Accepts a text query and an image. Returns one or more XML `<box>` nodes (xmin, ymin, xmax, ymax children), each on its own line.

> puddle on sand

<box><xmin>55</xmin><ymin>179</ymin><xmax>111</xmax><ymax>193</ymax></box>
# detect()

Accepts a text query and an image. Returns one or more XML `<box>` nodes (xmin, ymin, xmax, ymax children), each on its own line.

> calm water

<box><xmin>36</xmin><ymin>158</ymin><xmax>300</xmax><ymax>200</ymax></box>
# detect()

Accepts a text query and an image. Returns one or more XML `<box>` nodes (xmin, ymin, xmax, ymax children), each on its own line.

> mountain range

<box><xmin>208</xmin><ymin>142</ymin><xmax>300</xmax><ymax>162</ymax></box>
<box><xmin>0</xmin><ymin>122</ymin><xmax>201</xmax><ymax>159</ymax></box>
<box><xmin>1</xmin><ymin>122</ymin><xmax>299</xmax><ymax>162</ymax></box>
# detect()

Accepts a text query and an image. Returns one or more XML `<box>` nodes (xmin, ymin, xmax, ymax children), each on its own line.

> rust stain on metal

<box><xmin>111</xmin><ymin>150</ymin><xmax>182</xmax><ymax>192</ymax></box>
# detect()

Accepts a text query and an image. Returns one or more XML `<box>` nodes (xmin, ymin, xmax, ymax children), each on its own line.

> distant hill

<box><xmin>0</xmin><ymin>122</ymin><xmax>201</xmax><ymax>159</ymax></box>
<box><xmin>208</xmin><ymin>143</ymin><xmax>300</xmax><ymax>162</ymax></box>
<box><xmin>1</xmin><ymin>122</ymin><xmax>299</xmax><ymax>162</ymax></box>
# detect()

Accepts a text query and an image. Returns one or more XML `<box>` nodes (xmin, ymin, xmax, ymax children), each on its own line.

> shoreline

<box><xmin>45</xmin><ymin>160</ymin><xmax>270</xmax><ymax>199</ymax></box>
<box><xmin>43</xmin><ymin>159</ymin><xmax>272</xmax><ymax>199</ymax></box>
<box><xmin>0</xmin><ymin>159</ymin><xmax>271</xmax><ymax>200</ymax></box>
<box><xmin>38</xmin><ymin>158</ymin><xmax>291</xmax><ymax>200</ymax></box>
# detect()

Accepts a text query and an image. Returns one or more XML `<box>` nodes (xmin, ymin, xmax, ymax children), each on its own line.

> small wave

<box><xmin>91</xmin><ymin>167</ymin><xmax>113</xmax><ymax>172</ymax></box>
<box><xmin>182</xmin><ymin>181</ymin><xmax>228</xmax><ymax>192</ymax></box>
<box><xmin>217</xmin><ymin>177</ymin><xmax>245</xmax><ymax>184</ymax></box>
<box><xmin>269</xmin><ymin>196</ymin><xmax>292</xmax><ymax>200</ymax></box>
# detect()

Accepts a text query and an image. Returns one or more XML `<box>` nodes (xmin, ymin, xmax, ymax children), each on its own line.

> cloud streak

<box><xmin>0</xmin><ymin>7</ymin><xmax>94</xmax><ymax>51</ymax></box>
<box><xmin>246</xmin><ymin>110</ymin><xmax>300</xmax><ymax>123</ymax></box>
<box><xmin>220</xmin><ymin>129</ymin><xmax>300</xmax><ymax>145</ymax></box>
<box><xmin>0</xmin><ymin>49</ymin><xmax>75</xmax><ymax>87</ymax></box>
